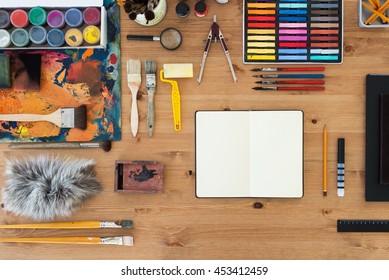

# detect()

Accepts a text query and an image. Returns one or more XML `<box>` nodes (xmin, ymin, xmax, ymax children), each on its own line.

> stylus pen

<box><xmin>337</xmin><ymin>138</ymin><xmax>345</xmax><ymax>197</ymax></box>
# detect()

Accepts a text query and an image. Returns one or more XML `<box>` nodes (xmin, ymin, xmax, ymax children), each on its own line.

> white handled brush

<box><xmin>0</xmin><ymin>236</ymin><xmax>133</xmax><ymax>246</ymax></box>
<box><xmin>127</xmin><ymin>59</ymin><xmax>141</xmax><ymax>137</ymax></box>
<box><xmin>0</xmin><ymin>105</ymin><xmax>87</xmax><ymax>129</ymax></box>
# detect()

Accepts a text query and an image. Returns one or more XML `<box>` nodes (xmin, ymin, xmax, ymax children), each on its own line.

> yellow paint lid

<box><xmin>65</xmin><ymin>28</ymin><xmax>83</xmax><ymax>47</ymax></box>
<box><xmin>83</xmin><ymin>25</ymin><xmax>100</xmax><ymax>45</ymax></box>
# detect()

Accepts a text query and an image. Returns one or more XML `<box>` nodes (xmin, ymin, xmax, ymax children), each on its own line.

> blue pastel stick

<box><xmin>279</xmin><ymin>49</ymin><xmax>307</xmax><ymax>54</ymax></box>
<box><xmin>279</xmin><ymin>16</ymin><xmax>307</xmax><ymax>21</ymax></box>
<box><xmin>279</xmin><ymin>3</ymin><xmax>307</xmax><ymax>8</ymax></box>
<box><xmin>279</xmin><ymin>10</ymin><xmax>307</xmax><ymax>15</ymax></box>
<box><xmin>279</xmin><ymin>55</ymin><xmax>308</xmax><ymax>60</ymax></box>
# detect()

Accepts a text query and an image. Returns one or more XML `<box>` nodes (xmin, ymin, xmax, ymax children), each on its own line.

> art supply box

<box><xmin>0</xmin><ymin>0</ymin><xmax>107</xmax><ymax>50</ymax></box>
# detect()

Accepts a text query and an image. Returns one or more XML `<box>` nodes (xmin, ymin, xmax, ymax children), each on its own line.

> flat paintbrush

<box><xmin>0</xmin><ymin>220</ymin><xmax>133</xmax><ymax>229</ymax></box>
<box><xmin>8</xmin><ymin>140</ymin><xmax>112</xmax><ymax>152</ymax></box>
<box><xmin>0</xmin><ymin>236</ymin><xmax>133</xmax><ymax>246</ymax></box>
<box><xmin>127</xmin><ymin>59</ymin><xmax>142</xmax><ymax>137</ymax></box>
<box><xmin>0</xmin><ymin>105</ymin><xmax>87</xmax><ymax>129</ymax></box>
<box><xmin>145</xmin><ymin>60</ymin><xmax>157</xmax><ymax>137</ymax></box>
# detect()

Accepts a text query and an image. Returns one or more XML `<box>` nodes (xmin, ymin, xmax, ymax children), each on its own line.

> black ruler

<box><xmin>337</xmin><ymin>219</ymin><xmax>389</xmax><ymax>232</ymax></box>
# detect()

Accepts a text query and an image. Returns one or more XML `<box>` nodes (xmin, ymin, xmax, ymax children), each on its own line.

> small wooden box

<box><xmin>114</xmin><ymin>160</ymin><xmax>164</xmax><ymax>193</ymax></box>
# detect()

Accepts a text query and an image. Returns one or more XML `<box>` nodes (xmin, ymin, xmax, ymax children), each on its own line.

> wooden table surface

<box><xmin>1</xmin><ymin>0</ymin><xmax>388</xmax><ymax>260</ymax></box>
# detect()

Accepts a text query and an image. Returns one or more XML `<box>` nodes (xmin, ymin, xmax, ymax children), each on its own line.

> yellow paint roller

<box><xmin>160</xmin><ymin>63</ymin><xmax>193</xmax><ymax>132</ymax></box>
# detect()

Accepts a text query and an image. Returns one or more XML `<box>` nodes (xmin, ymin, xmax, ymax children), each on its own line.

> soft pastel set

<box><xmin>243</xmin><ymin>0</ymin><xmax>343</xmax><ymax>63</ymax></box>
<box><xmin>0</xmin><ymin>0</ymin><xmax>107</xmax><ymax>49</ymax></box>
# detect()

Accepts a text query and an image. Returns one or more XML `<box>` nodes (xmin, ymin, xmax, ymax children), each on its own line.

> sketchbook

<box><xmin>195</xmin><ymin>110</ymin><xmax>304</xmax><ymax>198</ymax></box>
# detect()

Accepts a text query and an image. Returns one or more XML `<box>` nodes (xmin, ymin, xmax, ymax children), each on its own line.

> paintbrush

<box><xmin>251</xmin><ymin>67</ymin><xmax>325</xmax><ymax>72</ymax></box>
<box><xmin>0</xmin><ymin>220</ymin><xmax>133</xmax><ymax>229</ymax></box>
<box><xmin>0</xmin><ymin>105</ymin><xmax>87</xmax><ymax>129</ymax></box>
<box><xmin>127</xmin><ymin>59</ymin><xmax>141</xmax><ymax>137</ymax></box>
<box><xmin>8</xmin><ymin>140</ymin><xmax>112</xmax><ymax>152</ymax></box>
<box><xmin>253</xmin><ymin>86</ymin><xmax>325</xmax><ymax>91</ymax></box>
<box><xmin>145</xmin><ymin>60</ymin><xmax>157</xmax><ymax>137</ymax></box>
<box><xmin>0</xmin><ymin>236</ymin><xmax>133</xmax><ymax>246</ymax></box>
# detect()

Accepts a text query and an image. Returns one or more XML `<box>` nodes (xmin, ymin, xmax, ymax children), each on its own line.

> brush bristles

<box><xmin>122</xmin><ymin>236</ymin><xmax>134</xmax><ymax>246</ymax></box>
<box><xmin>100</xmin><ymin>140</ymin><xmax>112</xmax><ymax>152</ymax></box>
<box><xmin>127</xmin><ymin>59</ymin><xmax>141</xmax><ymax>83</ymax></box>
<box><xmin>73</xmin><ymin>105</ymin><xmax>87</xmax><ymax>129</ymax></box>
<box><xmin>145</xmin><ymin>60</ymin><xmax>156</xmax><ymax>75</ymax></box>
<box><xmin>120</xmin><ymin>220</ymin><xmax>134</xmax><ymax>229</ymax></box>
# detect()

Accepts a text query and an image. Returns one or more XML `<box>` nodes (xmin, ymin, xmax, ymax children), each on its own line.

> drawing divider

<box><xmin>243</xmin><ymin>0</ymin><xmax>343</xmax><ymax>63</ymax></box>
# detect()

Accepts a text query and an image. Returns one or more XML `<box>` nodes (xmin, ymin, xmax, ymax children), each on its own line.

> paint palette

<box><xmin>0</xmin><ymin>0</ymin><xmax>107</xmax><ymax>50</ymax></box>
<box><xmin>243</xmin><ymin>0</ymin><xmax>343</xmax><ymax>63</ymax></box>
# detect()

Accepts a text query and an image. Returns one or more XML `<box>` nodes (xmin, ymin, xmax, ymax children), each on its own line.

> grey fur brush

<box><xmin>1</xmin><ymin>155</ymin><xmax>102</xmax><ymax>221</ymax></box>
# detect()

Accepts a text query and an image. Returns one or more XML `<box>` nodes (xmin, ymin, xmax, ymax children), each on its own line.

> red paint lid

<box><xmin>194</xmin><ymin>1</ymin><xmax>208</xmax><ymax>17</ymax></box>
<box><xmin>10</xmin><ymin>9</ymin><xmax>29</xmax><ymax>28</ymax></box>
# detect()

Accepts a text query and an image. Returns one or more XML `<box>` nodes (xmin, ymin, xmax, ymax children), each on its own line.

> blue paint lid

<box><xmin>29</xmin><ymin>25</ymin><xmax>47</xmax><ymax>44</ymax></box>
<box><xmin>47</xmin><ymin>28</ymin><xmax>64</xmax><ymax>47</ymax></box>
<box><xmin>65</xmin><ymin>8</ymin><xmax>83</xmax><ymax>27</ymax></box>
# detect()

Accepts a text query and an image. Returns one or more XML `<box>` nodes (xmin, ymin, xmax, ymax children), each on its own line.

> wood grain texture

<box><xmin>0</xmin><ymin>0</ymin><xmax>388</xmax><ymax>259</ymax></box>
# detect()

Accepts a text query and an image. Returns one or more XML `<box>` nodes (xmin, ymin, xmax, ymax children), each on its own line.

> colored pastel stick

<box><xmin>279</xmin><ymin>16</ymin><xmax>307</xmax><ymax>21</ymax></box>
<box><xmin>279</xmin><ymin>49</ymin><xmax>307</xmax><ymax>54</ymax></box>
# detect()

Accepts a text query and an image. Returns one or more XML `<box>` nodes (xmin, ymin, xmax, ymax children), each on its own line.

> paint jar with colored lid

<box><xmin>11</xmin><ymin>28</ymin><xmax>30</xmax><ymax>47</ymax></box>
<box><xmin>83</xmin><ymin>25</ymin><xmax>100</xmax><ymax>45</ymax></box>
<box><xmin>135</xmin><ymin>0</ymin><xmax>167</xmax><ymax>26</ymax></box>
<box><xmin>47</xmin><ymin>28</ymin><xmax>65</xmax><ymax>47</ymax></box>
<box><xmin>194</xmin><ymin>1</ymin><xmax>208</xmax><ymax>17</ymax></box>
<box><xmin>0</xmin><ymin>9</ymin><xmax>10</xmax><ymax>29</ymax></box>
<box><xmin>83</xmin><ymin>7</ymin><xmax>101</xmax><ymax>26</ymax></box>
<box><xmin>0</xmin><ymin>29</ymin><xmax>11</xmax><ymax>48</ymax></box>
<box><xmin>65</xmin><ymin>28</ymin><xmax>83</xmax><ymax>47</ymax></box>
<box><xmin>29</xmin><ymin>26</ymin><xmax>47</xmax><ymax>45</ymax></box>
<box><xmin>65</xmin><ymin>8</ymin><xmax>83</xmax><ymax>28</ymax></box>
<box><xmin>10</xmin><ymin>9</ymin><xmax>29</xmax><ymax>28</ymax></box>
<box><xmin>47</xmin><ymin>10</ymin><xmax>65</xmax><ymax>28</ymax></box>
<box><xmin>29</xmin><ymin>7</ymin><xmax>47</xmax><ymax>26</ymax></box>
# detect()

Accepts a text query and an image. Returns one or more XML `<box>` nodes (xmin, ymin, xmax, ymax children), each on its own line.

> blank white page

<box><xmin>249</xmin><ymin>111</ymin><xmax>303</xmax><ymax>197</ymax></box>
<box><xmin>195</xmin><ymin>111</ymin><xmax>251</xmax><ymax>197</ymax></box>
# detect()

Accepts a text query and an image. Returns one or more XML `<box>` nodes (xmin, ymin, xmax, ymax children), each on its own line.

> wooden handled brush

<box><xmin>0</xmin><ymin>220</ymin><xmax>133</xmax><ymax>229</ymax></box>
<box><xmin>0</xmin><ymin>105</ymin><xmax>87</xmax><ymax>129</ymax></box>
<box><xmin>0</xmin><ymin>236</ymin><xmax>133</xmax><ymax>246</ymax></box>
<box><xmin>145</xmin><ymin>60</ymin><xmax>157</xmax><ymax>137</ymax></box>
<box><xmin>127</xmin><ymin>59</ymin><xmax>141</xmax><ymax>137</ymax></box>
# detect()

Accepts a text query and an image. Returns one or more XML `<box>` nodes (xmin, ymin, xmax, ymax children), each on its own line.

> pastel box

<box><xmin>359</xmin><ymin>0</ymin><xmax>389</xmax><ymax>28</ymax></box>
<box><xmin>0</xmin><ymin>0</ymin><xmax>107</xmax><ymax>50</ymax></box>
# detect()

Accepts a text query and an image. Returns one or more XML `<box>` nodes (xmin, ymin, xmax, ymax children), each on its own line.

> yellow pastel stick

<box><xmin>247</xmin><ymin>55</ymin><xmax>276</xmax><ymax>60</ymax></box>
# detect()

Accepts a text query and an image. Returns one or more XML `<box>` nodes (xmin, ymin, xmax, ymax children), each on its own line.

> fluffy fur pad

<box><xmin>1</xmin><ymin>155</ymin><xmax>102</xmax><ymax>221</ymax></box>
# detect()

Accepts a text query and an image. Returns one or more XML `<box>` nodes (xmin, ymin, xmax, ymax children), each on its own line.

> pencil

<box><xmin>253</xmin><ymin>86</ymin><xmax>325</xmax><ymax>91</ymax></box>
<box><xmin>365</xmin><ymin>0</ymin><xmax>389</xmax><ymax>24</ymax></box>
<box><xmin>251</xmin><ymin>67</ymin><xmax>325</xmax><ymax>72</ymax></box>
<box><xmin>362</xmin><ymin>2</ymin><xmax>389</xmax><ymax>22</ymax></box>
<box><xmin>323</xmin><ymin>124</ymin><xmax>328</xmax><ymax>196</ymax></box>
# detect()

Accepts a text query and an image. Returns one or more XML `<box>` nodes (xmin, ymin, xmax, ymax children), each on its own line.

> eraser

<box><xmin>0</xmin><ymin>54</ymin><xmax>11</xmax><ymax>89</ymax></box>
<box><xmin>163</xmin><ymin>63</ymin><xmax>193</xmax><ymax>78</ymax></box>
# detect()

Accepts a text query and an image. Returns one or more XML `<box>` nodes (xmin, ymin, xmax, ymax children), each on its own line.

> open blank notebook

<box><xmin>195</xmin><ymin>110</ymin><xmax>304</xmax><ymax>198</ymax></box>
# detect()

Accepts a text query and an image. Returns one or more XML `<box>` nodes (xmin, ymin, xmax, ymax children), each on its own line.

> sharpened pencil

<box><xmin>253</xmin><ymin>86</ymin><xmax>325</xmax><ymax>91</ymax></box>
<box><xmin>251</xmin><ymin>67</ymin><xmax>325</xmax><ymax>72</ymax></box>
